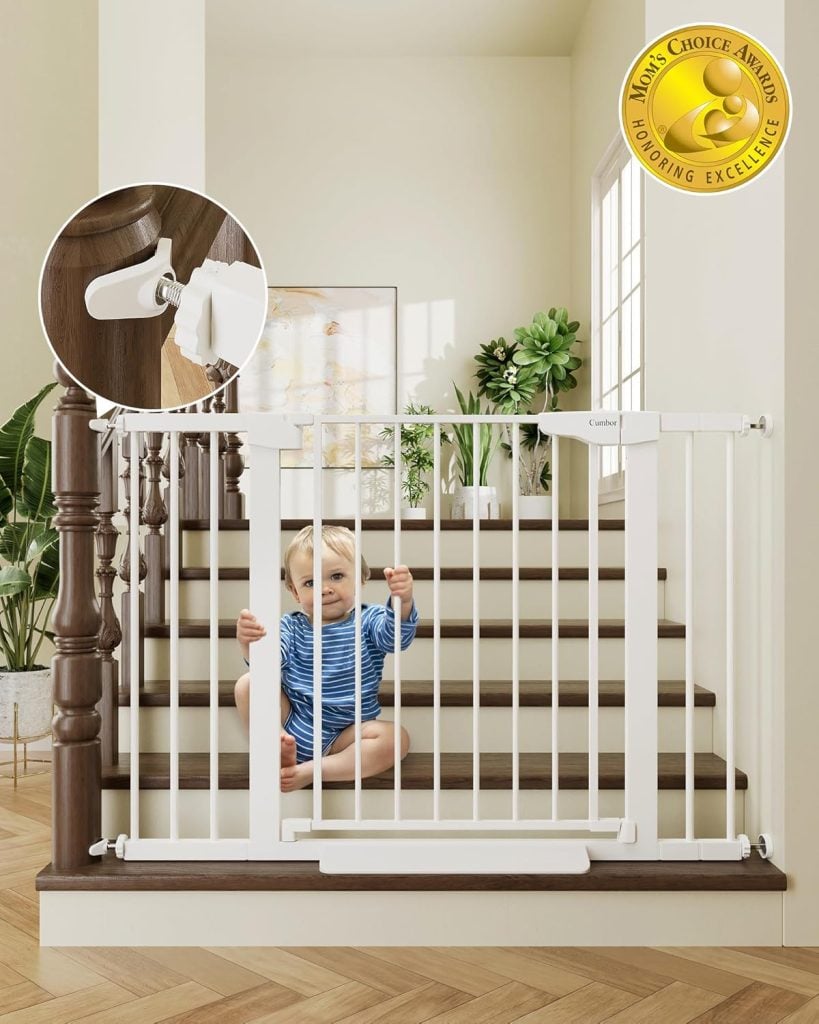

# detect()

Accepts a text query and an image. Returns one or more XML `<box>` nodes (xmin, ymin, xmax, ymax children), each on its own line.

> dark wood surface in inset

<box><xmin>165</xmin><ymin>566</ymin><xmax>669</xmax><ymax>581</ymax></box>
<box><xmin>144</xmin><ymin>617</ymin><xmax>686</xmax><ymax>639</ymax></box>
<box><xmin>100</xmin><ymin>752</ymin><xmax>747</xmax><ymax>791</ymax></box>
<box><xmin>36</xmin><ymin>854</ymin><xmax>785</xmax><ymax>893</ymax></box>
<box><xmin>180</xmin><ymin>517</ymin><xmax>627</xmax><ymax>532</ymax></box>
<box><xmin>122</xmin><ymin>678</ymin><xmax>716</xmax><ymax>709</ymax></box>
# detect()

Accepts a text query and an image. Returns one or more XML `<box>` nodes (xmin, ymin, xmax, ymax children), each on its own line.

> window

<box><xmin>592</xmin><ymin>139</ymin><xmax>644</xmax><ymax>494</ymax></box>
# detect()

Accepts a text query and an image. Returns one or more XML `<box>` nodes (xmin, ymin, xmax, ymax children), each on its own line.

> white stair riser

<box><xmin>144</xmin><ymin>636</ymin><xmax>684</xmax><ymax>680</ymax></box>
<box><xmin>182</xmin><ymin>528</ymin><xmax>626</xmax><ymax>570</ymax></box>
<box><xmin>102</xmin><ymin>788</ymin><xmax>744</xmax><ymax>842</ymax></box>
<box><xmin>119</xmin><ymin>705</ymin><xmax>711</xmax><ymax>754</ymax></box>
<box><xmin>169</xmin><ymin>578</ymin><xmax>665</xmax><ymax>620</ymax></box>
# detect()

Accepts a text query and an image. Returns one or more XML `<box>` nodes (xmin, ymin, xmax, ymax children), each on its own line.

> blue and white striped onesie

<box><xmin>279</xmin><ymin>599</ymin><xmax>419</xmax><ymax>763</ymax></box>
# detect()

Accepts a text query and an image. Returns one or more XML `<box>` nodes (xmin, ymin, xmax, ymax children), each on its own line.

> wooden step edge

<box><xmin>100</xmin><ymin>753</ymin><xmax>748</xmax><ymax>791</ymax></box>
<box><xmin>36</xmin><ymin>855</ymin><xmax>786</xmax><ymax>893</ymax></box>
<box><xmin>121</xmin><ymin>680</ymin><xmax>717</xmax><ymax>709</ymax></box>
<box><xmin>143</xmin><ymin>619</ymin><xmax>687</xmax><ymax>639</ymax></box>
<box><xmin>163</xmin><ymin>567</ymin><xmax>669</xmax><ymax>581</ymax></box>
<box><xmin>179</xmin><ymin>518</ymin><xmax>626</xmax><ymax>532</ymax></box>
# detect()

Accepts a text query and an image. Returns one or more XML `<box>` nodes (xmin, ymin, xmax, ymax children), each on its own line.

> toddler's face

<box><xmin>287</xmin><ymin>545</ymin><xmax>362</xmax><ymax>621</ymax></box>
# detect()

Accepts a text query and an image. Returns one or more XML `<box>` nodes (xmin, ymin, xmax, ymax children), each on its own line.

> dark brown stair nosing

<box><xmin>144</xmin><ymin>618</ymin><xmax>687</xmax><ymax>640</ymax></box>
<box><xmin>164</xmin><ymin>566</ymin><xmax>669</xmax><ymax>582</ymax></box>
<box><xmin>179</xmin><ymin>518</ymin><xmax>626</xmax><ymax>532</ymax></box>
<box><xmin>101</xmin><ymin>752</ymin><xmax>747</xmax><ymax>791</ymax></box>
<box><xmin>122</xmin><ymin>678</ymin><xmax>716</xmax><ymax>709</ymax></box>
<box><xmin>36</xmin><ymin>855</ymin><xmax>786</xmax><ymax>893</ymax></box>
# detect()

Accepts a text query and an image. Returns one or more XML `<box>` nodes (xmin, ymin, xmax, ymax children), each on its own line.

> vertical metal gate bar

<box><xmin>588</xmin><ymin>442</ymin><xmax>599</xmax><ymax>821</ymax></box>
<box><xmin>312</xmin><ymin>420</ymin><xmax>323</xmax><ymax>817</ymax></box>
<box><xmin>685</xmin><ymin>431</ymin><xmax>695</xmax><ymax>842</ymax></box>
<box><xmin>472</xmin><ymin>421</ymin><xmax>480</xmax><ymax>820</ymax></box>
<box><xmin>354</xmin><ymin>422</ymin><xmax>362</xmax><ymax>821</ymax></box>
<box><xmin>551</xmin><ymin>435</ymin><xmax>560</xmax><ymax>820</ymax></box>
<box><xmin>209</xmin><ymin>432</ymin><xmax>219</xmax><ymax>839</ymax></box>
<box><xmin>249</xmin><ymin>440</ymin><xmax>281</xmax><ymax>852</ymax></box>
<box><xmin>725</xmin><ymin>431</ymin><xmax>736</xmax><ymax>840</ymax></box>
<box><xmin>169</xmin><ymin>430</ymin><xmax>180</xmax><ymax>841</ymax></box>
<box><xmin>129</xmin><ymin>430</ymin><xmax>141</xmax><ymax>841</ymax></box>
<box><xmin>512</xmin><ymin>422</ymin><xmax>520</xmax><ymax>820</ymax></box>
<box><xmin>433</xmin><ymin>422</ymin><xmax>442</xmax><ymax>821</ymax></box>
<box><xmin>393</xmin><ymin>423</ymin><xmax>402</xmax><ymax>819</ymax></box>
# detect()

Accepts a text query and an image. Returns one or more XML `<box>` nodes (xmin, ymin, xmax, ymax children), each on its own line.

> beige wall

<box><xmin>0</xmin><ymin>0</ymin><xmax>98</xmax><ymax>435</ymax></box>
<box><xmin>784</xmin><ymin>0</ymin><xmax>819</xmax><ymax>947</ymax></box>
<box><xmin>569</xmin><ymin>0</ymin><xmax>645</xmax><ymax>515</ymax></box>
<box><xmin>205</xmin><ymin>53</ymin><xmax>571</xmax><ymax>509</ymax></box>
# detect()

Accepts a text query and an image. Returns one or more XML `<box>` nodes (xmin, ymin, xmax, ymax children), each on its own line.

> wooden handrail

<box><xmin>51</xmin><ymin>364</ymin><xmax>102</xmax><ymax>869</ymax></box>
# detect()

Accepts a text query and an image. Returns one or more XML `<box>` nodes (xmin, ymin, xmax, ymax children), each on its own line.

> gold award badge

<box><xmin>621</xmin><ymin>25</ymin><xmax>790</xmax><ymax>193</ymax></box>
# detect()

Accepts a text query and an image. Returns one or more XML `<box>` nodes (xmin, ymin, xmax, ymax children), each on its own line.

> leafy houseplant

<box><xmin>380</xmin><ymin>403</ymin><xmax>447</xmax><ymax>517</ymax></box>
<box><xmin>475</xmin><ymin>309</ymin><xmax>582</xmax><ymax>510</ymax></box>
<box><xmin>448</xmin><ymin>384</ymin><xmax>503</xmax><ymax>519</ymax></box>
<box><xmin>0</xmin><ymin>383</ymin><xmax>60</xmax><ymax>742</ymax></box>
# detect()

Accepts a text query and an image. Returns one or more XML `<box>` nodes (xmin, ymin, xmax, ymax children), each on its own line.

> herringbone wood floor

<box><xmin>1</xmin><ymin>771</ymin><xmax>818</xmax><ymax>1022</ymax></box>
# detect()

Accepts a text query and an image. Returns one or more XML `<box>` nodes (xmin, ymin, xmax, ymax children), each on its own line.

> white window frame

<box><xmin>591</xmin><ymin>136</ymin><xmax>645</xmax><ymax>502</ymax></box>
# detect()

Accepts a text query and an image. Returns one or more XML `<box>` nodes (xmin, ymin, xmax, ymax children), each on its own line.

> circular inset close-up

<box><xmin>39</xmin><ymin>183</ymin><xmax>268</xmax><ymax>410</ymax></box>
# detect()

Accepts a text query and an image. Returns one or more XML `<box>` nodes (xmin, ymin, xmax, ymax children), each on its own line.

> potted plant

<box><xmin>380</xmin><ymin>403</ymin><xmax>446</xmax><ymax>519</ymax></box>
<box><xmin>475</xmin><ymin>308</ymin><xmax>582</xmax><ymax>518</ymax></box>
<box><xmin>0</xmin><ymin>383</ymin><xmax>59</xmax><ymax>749</ymax></box>
<box><xmin>448</xmin><ymin>385</ymin><xmax>502</xmax><ymax>519</ymax></box>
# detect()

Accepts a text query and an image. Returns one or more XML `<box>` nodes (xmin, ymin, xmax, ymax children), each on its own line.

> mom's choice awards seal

<box><xmin>621</xmin><ymin>25</ymin><xmax>790</xmax><ymax>193</ymax></box>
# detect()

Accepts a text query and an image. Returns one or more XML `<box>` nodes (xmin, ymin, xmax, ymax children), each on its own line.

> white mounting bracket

<box><xmin>85</xmin><ymin>237</ymin><xmax>175</xmax><ymax>320</ymax></box>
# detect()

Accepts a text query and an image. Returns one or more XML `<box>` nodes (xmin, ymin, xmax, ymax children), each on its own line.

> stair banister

<box><xmin>51</xmin><ymin>365</ymin><xmax>102</xmax><ymax>869</ymax></box>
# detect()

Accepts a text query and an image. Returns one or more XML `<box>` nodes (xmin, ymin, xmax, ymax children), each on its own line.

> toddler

<box><xmin>234</xmin><ymin>524</ymin><xmax>418</xmax><ymax>791</ymax></box>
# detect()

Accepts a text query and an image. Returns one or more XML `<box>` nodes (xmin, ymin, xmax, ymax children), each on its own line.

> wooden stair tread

<box><xmin>123</xmin><ymin>678</ymin><xmax>716</xmax><ymax>708</ymax></box>
<box><xmin>180</xmin><ymin>517</ymin><xmax>626</xmax><ymax>531</ymax></box>
<box><xmin>144</xmin><ymin>618</ymin><xmax>687</xmax><ymax>639</ymax></box>
<box><xmin>164</xmin><ymin>566</ymin><xmax>668</xmax><ymax>581</ymax></box>
<box><xmin>36</xmin><ymin>855</ymin><xmax>785</xmax><ymax>893</ymax></box>
<box><xmin>101</xmin><ymin>752</ymin><xmax>746</xmax><ymax>790</ymax></box>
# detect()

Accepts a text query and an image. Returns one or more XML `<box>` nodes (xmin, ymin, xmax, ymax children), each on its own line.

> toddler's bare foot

<box><xmin>280</xmin><ymin>731</ymin><xmax>297</xmax><ymax>768</ymax></box>
<box><xmin>281</xmin><ymin>762</ymin><xmax>313</xmax><ymax>792</ymax></box>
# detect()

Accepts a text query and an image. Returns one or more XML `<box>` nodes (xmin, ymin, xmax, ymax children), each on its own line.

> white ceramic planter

<box><xmin>451</xmin><ymin>485</ymin><xmax>500</xmax><ymax>520</ymax></box>
<box><xmin>401</xmin><ymin>507</ymin><xmax>428</xmax><ymax>520</ymax></box>
<box><xmin>0</xmin><ymin>667</ymin><xmax>53</xmax><ymax>740</ymax></box>
<box><xmin>518</xmin><ymin>495</ymin><xmax>553</xmax><ymax>519</ymax></box>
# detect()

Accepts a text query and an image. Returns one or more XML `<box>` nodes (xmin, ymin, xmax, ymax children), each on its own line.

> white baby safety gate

<box><xmin>96</xmin><ymin>409</ymin><xmax>771</xmax><ymax>873</ymax></box>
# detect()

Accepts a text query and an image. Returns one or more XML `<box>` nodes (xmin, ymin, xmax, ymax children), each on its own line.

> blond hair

<box><xmin>284</xmin><ymin>525</ymin><xmax>371</xmax><ymax>588</ymax></box>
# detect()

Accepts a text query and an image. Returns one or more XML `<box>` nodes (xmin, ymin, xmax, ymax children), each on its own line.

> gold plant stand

<box><xmin>0</xmin><ymin>703</ymin><xmax>52</xmax><ymax>788</ymax></box>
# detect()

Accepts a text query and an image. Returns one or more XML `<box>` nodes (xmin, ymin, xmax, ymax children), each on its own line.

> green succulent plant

<box><xmin>0</xmin><ymin>383</ymin><xmax>60</xmax><ymax>671</ymax></box>
<box><xmin>512</xmin><ymin>307</ymin><xmax>582</xmax><ymax>397</ymax></box>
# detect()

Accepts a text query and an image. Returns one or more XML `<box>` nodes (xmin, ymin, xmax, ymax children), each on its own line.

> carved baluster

<box><xmin>224</xmin><ymin>376</ymin><xmax>244</xmax><ymax>520</ymax></box>
<box><xmin>143</xmin><ymin>432</ymin><xmax>168</xmax><ymax>625</ymax></box>
<box><xmin>197</xmin><ymin>395</ymin><xmax>213</xmax><ymax>521</ymax></box>
<box><xmin>96</xmin><ymin>434</ymin><xmax>121</xmax><ymax>767</ymax></box>
<box><xmin>119</xmin><ymin>434</ymin><xmax>146</xmax><ymax>693</ymax></box>
<box><xmin>52</xmin><ymin>365</ymin><xmax>101</xmax><ymax>869</ymax></box>
<box><xmin>181</xmin><ymin>404</ymin><xmax>200</xmax><ymax>520</ymax></box>
<box><xmin>207</xmin><ymin>364</ymin><xmax>229</xmax><ymax>519</ymax></box>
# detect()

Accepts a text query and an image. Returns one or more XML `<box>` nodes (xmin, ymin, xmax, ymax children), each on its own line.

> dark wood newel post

<box><xmin>51</xmin><ymin>364</ymin><xmax>102</xmax><ymax>868</ymax></box>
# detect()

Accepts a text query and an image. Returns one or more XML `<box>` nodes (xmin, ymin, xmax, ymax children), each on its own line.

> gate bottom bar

<box><xmin>302</xmin><ymin>817</ymin><xmax>624</xmax><ymax>833</ymax></box>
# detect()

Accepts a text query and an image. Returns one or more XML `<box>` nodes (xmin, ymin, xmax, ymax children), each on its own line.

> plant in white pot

<box><xmin>0</xmin><ymin>383</ymin><xmax>60</xmax><ymax>759</ymax></box>
<box><xmin>474</xmin><ymin>308</ymin><xmax>583</xmax><ymax>519</ymax></box>
<box><xmin>448</xmin><ymin>385</ymin><xmax>502</xmax><ymax>520</ymax></box>
<box><xmin>380</xmin><ymin>404</ymin><xmax>448</xmax><ymax>519</ymax></box>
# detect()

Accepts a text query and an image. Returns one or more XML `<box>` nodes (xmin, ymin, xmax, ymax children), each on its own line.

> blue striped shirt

<box><xmin>279</xmin><ymin>599</ymin><xmax>418</xmax><ymax>726</ymax></box>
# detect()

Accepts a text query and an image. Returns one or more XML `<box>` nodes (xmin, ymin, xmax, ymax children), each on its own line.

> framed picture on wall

<box><xmin>238</xmin><ymin>286</ymin><xmax>398</xmax><ymax>468</ymax></box>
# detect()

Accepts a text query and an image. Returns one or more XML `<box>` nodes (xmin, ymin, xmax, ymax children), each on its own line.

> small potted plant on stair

<box><xmin>380</xmin><ymin>403</ymin><xmax>445</xmax><ymax>519</ymax></box>
<box><xmin>474</xmin><ymin>307</ymin><xmax>582</xmax><ymax>519</ymax></box>
<box><xmin>0</xmin><ymin>384</ymin><xmax>60</xmax><ymax>780</ymax></box>
<box><xmin>448</xmin><ymin>385</ymin><xmax>502</xmax><ymax>519</ymax></box>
